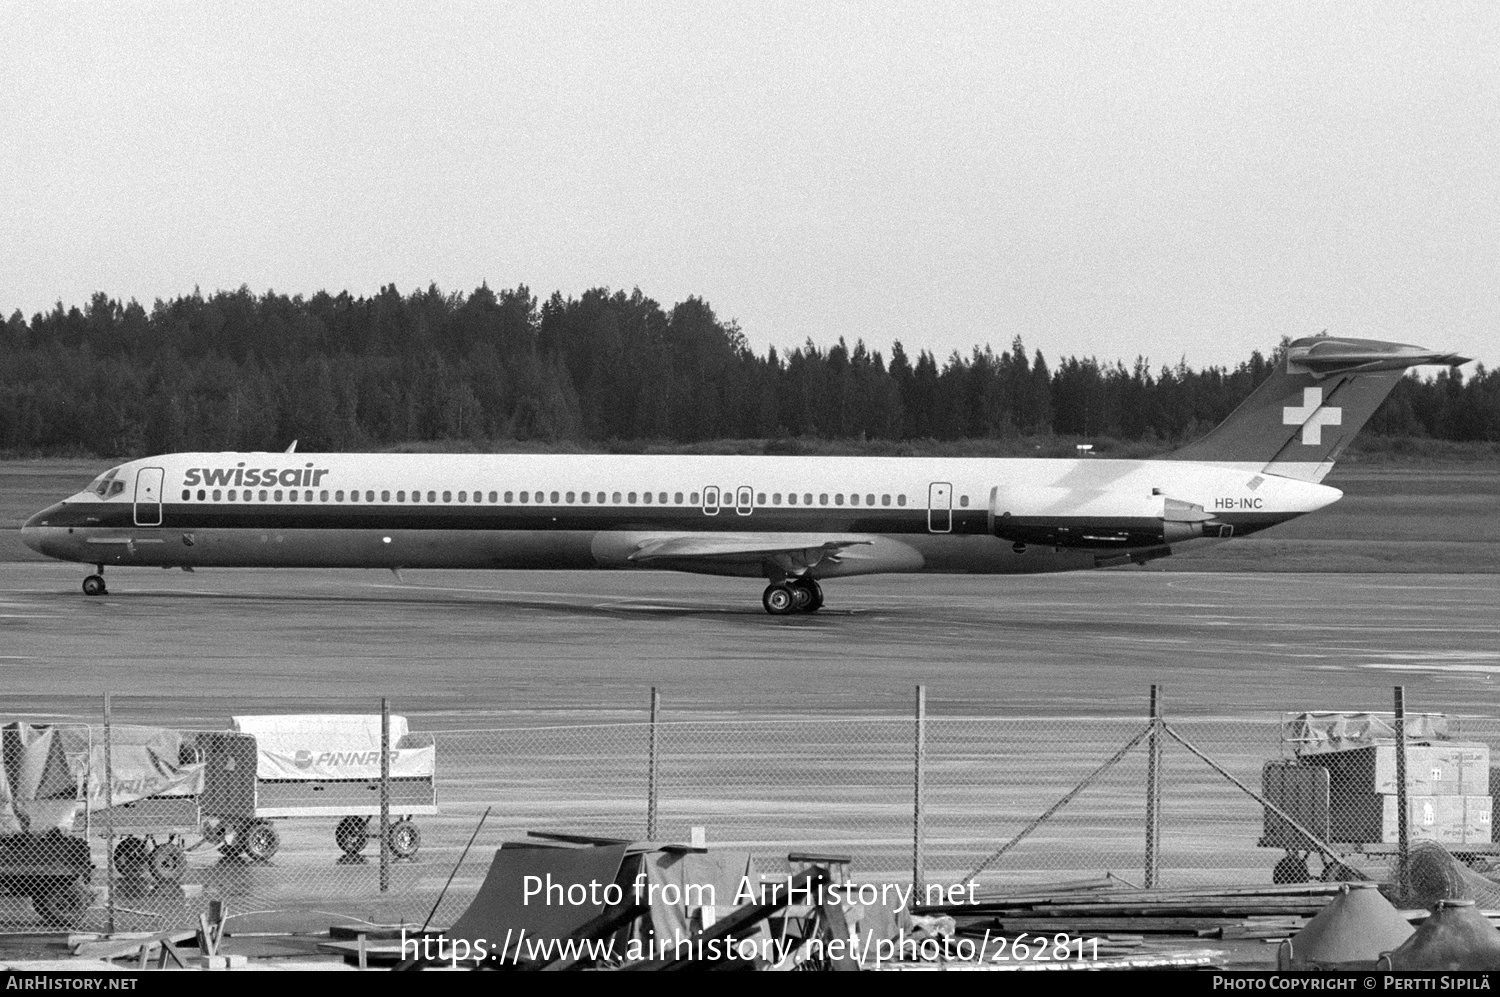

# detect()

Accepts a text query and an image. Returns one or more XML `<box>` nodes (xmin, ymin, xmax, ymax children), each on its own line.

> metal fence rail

<box><xmin>3</xmin><ymin>687</ymin><xmax>1497</xmax><ymax>934</ymax></box>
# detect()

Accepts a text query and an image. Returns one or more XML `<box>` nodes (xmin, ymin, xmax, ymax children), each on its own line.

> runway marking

<box><xmin>1362</xmin><ymin>663</ymin><xmax>1500</xmax><ymax>675</ymax></box>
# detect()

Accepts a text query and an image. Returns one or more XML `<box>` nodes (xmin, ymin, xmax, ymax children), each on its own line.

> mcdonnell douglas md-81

<box><xmin>22</xmin><ymin>336</ymin><xmax>1469</xmax><ymax>614</ymax></box>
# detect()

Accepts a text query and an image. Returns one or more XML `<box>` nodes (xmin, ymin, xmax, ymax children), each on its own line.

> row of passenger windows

<box><xmin>177</xmin><ymin>488</ymin><xmax>969</xmax><ymax>507</ymax></box>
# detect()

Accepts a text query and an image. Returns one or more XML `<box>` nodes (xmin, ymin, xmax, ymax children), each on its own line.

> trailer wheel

<box><xmin>149</xmin><ymin>842</ymin><xmax>187</xmax><ymax>882</ymax></box>
<box><xmin>35</xmin><ymin>876</ymin><xmax>91</xmax><ymax>927</ymax></box>
<box><xmin>336</xmin><ymin>816</ymin><xmax>370</xmax><ymax>856</ymax></box>
<box><xmin>242</xmin><ymin>821</ymin><xmax>280</xmax><ymax>862</ymax></box>
<box><xmin>387</xmin><ymin>820</ymin><xmax>421</xmax><ymax>860</ymax></box>
<box><xmin>114</xmin><ymin>837</ymin><xmax>149</xmax><ymax>880</ymax></box>
<box><xmin>1273</xmin><ymin>853</ymin><xmax>1310</xmax><ymax>884</ymax></box>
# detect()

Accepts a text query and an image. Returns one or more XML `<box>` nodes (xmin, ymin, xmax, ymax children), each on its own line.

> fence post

<box><xmin>380</xmin><ymin>697</ymin><xmax>390</xmax><ymax>893</ymax></box>
<box><xmin>1394</xmin><ymin>686</ymin><xmax>1409</xmax><ymax>900</ymax></box>
<box><xmin>913</xmin><ymin>685</ymin><xmax>927</xmax><ymax>899</ymax></box>
<box><xmin>103</xmin><ymin>692</ymin><xmax>115</xmax><ymax>935</ymax></box>
<box><xmin>647</xmin><ymin>687</ymin><xmax>660</xmax><ymax>839</ymax></box>
<box><xmin>1144</xmin><ymin>684</ymin><xmax>1163</xmax><ymax>888</ymax></box>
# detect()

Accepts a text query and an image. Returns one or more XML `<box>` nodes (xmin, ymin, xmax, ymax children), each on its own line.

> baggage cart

<box><xmin>197</xmin><ymin>715</ymin><xmax>437</xmax><ymax>862</ymax></box>
<box><xmin>1259</xmin><ymin>711</ymin><xmax>1499</xmax><ymax>882</ymax></box>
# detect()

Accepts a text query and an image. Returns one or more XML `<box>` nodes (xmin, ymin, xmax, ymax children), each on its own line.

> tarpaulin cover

<box><xmin>231</xmin><ymin>715</ymin><xmax>435</xmax><ymax>780</ymax></box>
<box><xmin>444</xmin><ymin>843</ymin><xmax>630</xmax><ymax>960</ymax></box>
<box><xmin>55</xmin><ymin>727</ymin><xmax>206</xmax><ymax>809</ymax></box>
<box><xmin>1287</xmin><ymin>712</ymin><xmax>1453</xmax><ymax>755</ymax></box>
<box><xmin>637</xmin><ymin>849</ymin><xmax>768</xmax><ymax>944</ymax></box>
<box><xmin>0</xmin><ymin>724</ymin><xmax>81</xmax><ymax>833</ymax></box>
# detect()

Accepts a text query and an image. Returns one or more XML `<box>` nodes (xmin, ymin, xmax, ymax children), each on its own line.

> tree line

<box><xmin>2</xmin><ymin>284</ymin><xmax>1495</xmax><ymax>456</ymax></box>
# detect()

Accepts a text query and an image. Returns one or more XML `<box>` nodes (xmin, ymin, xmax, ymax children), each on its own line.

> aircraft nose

<box><xmin>20</xmin><ymin>503</ymin><xmax>63</xmax><ymax>553</ymax></box>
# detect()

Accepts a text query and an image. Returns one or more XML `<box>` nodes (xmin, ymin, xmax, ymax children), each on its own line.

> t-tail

<box><xmin>1165</xmin><ymin>335</ymin><xmax>1471</xmax><ymax>482</ymax></box>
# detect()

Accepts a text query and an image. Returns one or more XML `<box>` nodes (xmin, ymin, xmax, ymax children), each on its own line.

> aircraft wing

<box><xmin>626</xmin><ymin>534</ymin><xmax>873</xmax><ymax>572</ymax></box>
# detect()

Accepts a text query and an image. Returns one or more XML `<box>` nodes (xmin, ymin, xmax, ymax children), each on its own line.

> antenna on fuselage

<box><xmin>284</xmin><ymin>440</ymin><xmax>298</xmax><ymax>453</ymax></box>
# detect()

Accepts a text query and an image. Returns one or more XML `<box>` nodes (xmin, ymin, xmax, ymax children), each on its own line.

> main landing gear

<box><xmin>82</xmin><ymin>566</ymin><xmax>107</xmax><ymax>596</ymax></box>
<box><xmin>762</xmin><ymin>578</ymin><xmax>824</xmax><ymax>616</ymax></box>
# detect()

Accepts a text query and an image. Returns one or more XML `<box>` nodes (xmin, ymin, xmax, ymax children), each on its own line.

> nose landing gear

<box><xmin>762</xmin><ymin>577</ymin><xmax>824</xmax><ymax>615</ymax></box>
<box><xmin>82</xmin><ymin>566</ymin><xmax>107</xmax><ymax>596</ymax></box>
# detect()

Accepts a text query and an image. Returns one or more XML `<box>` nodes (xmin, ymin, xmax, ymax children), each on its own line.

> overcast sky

<box><xmin>3</xmin><ymin>2</ymin><xmax>1496</xmax><ymax>371</ymax></box>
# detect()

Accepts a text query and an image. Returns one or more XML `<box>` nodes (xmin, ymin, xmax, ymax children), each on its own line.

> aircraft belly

<box><xmin>906</xmin><ymin>534</ymin><xmax>1098</xmax><ymax>574</ymax></box>
<box><xmin>50</xmin><ymin>528</ymin><xmax>599</xmax><ymax>570</ymax></box>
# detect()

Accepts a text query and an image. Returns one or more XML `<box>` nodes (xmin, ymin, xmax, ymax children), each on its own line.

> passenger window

<box><xmin>274</xmin><ymin>490</ymin><xmax>284</xmax><ymax>502</ymax></box>
<box><xmin>960</xmin><ymin>495</ymin><xmax>970</xmax><ymax>507</ymax></box>
<box><xmin>757</xmin><ymin>493</ymin><xmax>766</xmax><ymax>505</ymax></box>
<box><xmin>322</xmin><ymin>490</ymin><xmax>329</xmax><ymax>502</ymax></box>
<box><xmin>690</xmin><ymin>492</ymin><xmax>699</xmax><ymax>504</ymax></box>
<box><xmin>897</xmin><ymin>495</ymin><xmax>906</xmax><ymax>506</ymax></box>
<box><xmin>566</xmin><ymin>491</ymin><xmax>575</xmax><ymax>503</ymax></box>
<box><xmin>819</xmin><ymin>494</ymin><xmax>828</xmax><ymax>505</ymax></box>
<box><xmin>613</xmin><ymin>492</ymin><xmax>622</xmax><ymax>503</ymax></box>
<box><xmin>228</xmin><ymin>490</ymin><xmax>237</xmax><ymax>501</ymax></box>
<box><xmin>260</xmin><ymin>489</ymin><xmax>269</xmax><ymax>501</ymax></box>
<box><xmin>674</xmin><ymin>492</ymin><xmax>683</xmax><ymax>504</ymax></box>
<box><xmin>290</xmin><ymin>490</ymin><xmax>298</xmax><ymax>502</ymax></box>
<box><xmin>197</xmin><ymin>489</ymin><xmax>206</xmax><ymax>501</ymax></box>
<box><xmin>849</xmin><ymin>494</ymin><xmax>858</xmax><ymax>505</ymax></box>
<box><xmin>181</xmin><ymin>490</ymin><xmax>190</xmax><ymax>500</ymax></box>
<box><xmin>580</xmin><ymin>491</ymin><xmax>590</xmax><ymax>503</ymax></box>
<box><xmin>396</xmin><ymin>491</ymin><xmax>405</xmax><ymax>502</ymax></box>
<box><xmin>443</xmin><ymin>491</ymin><xmax>452</xmax><ymax>503</ymax></box>
<box><xmin>804</xmin><ymin>493</ymin><xmax>813</xmax><ymax>505</ymax></box>
<box><xmin>366</xmin><ymin>491</ymin><xmax>375</xmax><ymax>502</ymax></box>
<box><xmin>882</xmin><ymin>494</ymin><xmax>890</xmax><ymax>506</ymax></box>
<box><xmin>773</xmin><ymin>493</ymin><xmax>781</xmax><ymax>505</ymax></box>
<box><xmin>866</xmin><ymin>493</ymin><xmax>875</xmax><ymax>505</ymax></box>
<box><xmin>412</xmin><ymin>491</ymin><xmax>421</xmax><ymax>502</ymax></box>
<box><xmin>550</xmin><ymin>491</ymin><xmax>559</xmax><ymax>503</ymax></box>
<box><xmin>659</xmin><ymin>492</ymin><xmax>668</xmax><ymax>504</ymax></box>
<box><xmin>380</xmin><ymin>490</ymin><xmax>389</xmax><ymax>502</ymax></box>
<box><xmin>787</xmin><ymin>493</ymin><xmax>796</xmax><ymax>505</ymax></box>
<box><xmin>834</xmin><ymin>494</ymin><xmax>844</xmax><ymax>506</ymax></box>
<box><xmin>628</xmin><ymin>492</ymin><xmax>637</xmax><ymax>503</ymax></box>
<box><xmin>488</xmin><ymin>491</ymin><xmax>497</xmax><ymax>503</ymax></box>
<box><xmin>597</xmin><ymin>492</ymin><xmax>606</xmax><ymax>503</ymax></box>
<box><xmin>335</xmin><ymin>490</ymin><xmax>344</xmax><ymax>501</ymax></box>
<box><xmin>520</xmin><ymin>491</ymin><xmax>529</xmax><ymax>503</ymax></box>
<box><xmin>458</xmin><ymin>491</ymin><xmax>467</xmax><ymax>503</ymax></box>
<box><xmin>642</xmin><ymin>492</ymin><xmax>652</xmax><ymax>504</ymax></box>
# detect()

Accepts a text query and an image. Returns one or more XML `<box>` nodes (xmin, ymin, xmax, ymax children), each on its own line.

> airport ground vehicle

<box><xmin>197</xmin><ymin>715</ymin><xmax>437</xmax><ymax>862</ymax></box>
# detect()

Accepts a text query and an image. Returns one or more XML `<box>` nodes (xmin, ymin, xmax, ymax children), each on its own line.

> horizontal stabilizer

<box><xmin>1167</xmin><ymin>334</ymin><xmax>1471</xmax><ymax>481</ymax></box>
<box><xmin>1286</xmin><ymin>339</ymin><xmax>1470</xmax><ymax>379</ymax></box>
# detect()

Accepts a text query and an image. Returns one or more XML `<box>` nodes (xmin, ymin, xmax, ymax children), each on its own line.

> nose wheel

<box><xmin>762</xmin><ymin>578</ymin><xmax>823</xmax><ymax>615</ymax></box>
<box><xmin>83</xmin><ymin>574</ymin><xmax>107</xmax><ymax>596</ymax></box>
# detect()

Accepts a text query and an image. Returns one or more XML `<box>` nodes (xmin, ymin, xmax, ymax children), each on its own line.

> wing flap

<box><xmin>627</xmin><ymin>534</ymin><xmax>873</xmax><ymax>568</ymax></box>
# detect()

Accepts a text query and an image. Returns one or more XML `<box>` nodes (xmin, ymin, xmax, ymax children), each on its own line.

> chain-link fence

<box><xmin>4</xmin><ymin>690</ymin><xmax>1497</xmax><ymax>934</ymax></box>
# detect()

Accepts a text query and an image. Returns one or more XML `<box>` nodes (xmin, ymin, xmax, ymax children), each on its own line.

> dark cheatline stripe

<box><xmin>40</xmin><ymin>501</ymin><xmax>985</xmax><ymax>535</ymax></box>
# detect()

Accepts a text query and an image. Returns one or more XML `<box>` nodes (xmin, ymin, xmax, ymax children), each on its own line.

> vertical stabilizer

<box><xmin>1166</xmin><ymin>336</ymin><xmax>1470</xmax><ymax>482</ymax></box>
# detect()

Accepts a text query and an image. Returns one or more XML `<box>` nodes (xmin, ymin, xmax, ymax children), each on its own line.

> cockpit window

<box><xmin>88</xmin><ymin>467</ymin><xmax>122</xmax><ymax>497</ymax></box>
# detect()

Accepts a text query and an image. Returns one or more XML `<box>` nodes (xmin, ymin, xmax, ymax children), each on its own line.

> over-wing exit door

<box><xmin>928</xmin><ymin>482</ymin><xmax>952</xmax><ymax>533</ymax></box>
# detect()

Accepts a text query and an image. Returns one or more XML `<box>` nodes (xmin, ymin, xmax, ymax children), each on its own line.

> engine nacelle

<box><xmin>990</xmin><ymin>487</ymin><xmax>1224</xmax><ymax>550</ymax></box>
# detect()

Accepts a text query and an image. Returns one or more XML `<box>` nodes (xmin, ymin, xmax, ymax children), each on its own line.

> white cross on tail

<box><xmin>1283</xmin><ymin>387</ymin><xmax>1343</xmax><ymax>445</ymax></box>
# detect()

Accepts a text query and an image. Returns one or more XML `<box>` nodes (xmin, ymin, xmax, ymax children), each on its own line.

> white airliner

<box><xmin>21</xmin><ymin>336</ymin><xmax>1468</xmax><ymax>614</ymax></box>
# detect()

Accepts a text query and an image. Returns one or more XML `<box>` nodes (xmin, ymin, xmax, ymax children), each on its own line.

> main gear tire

<box><xmin>762</xmin><ymin>584</ymin><xmax>796</xmax><ymax>615</ymax></box>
